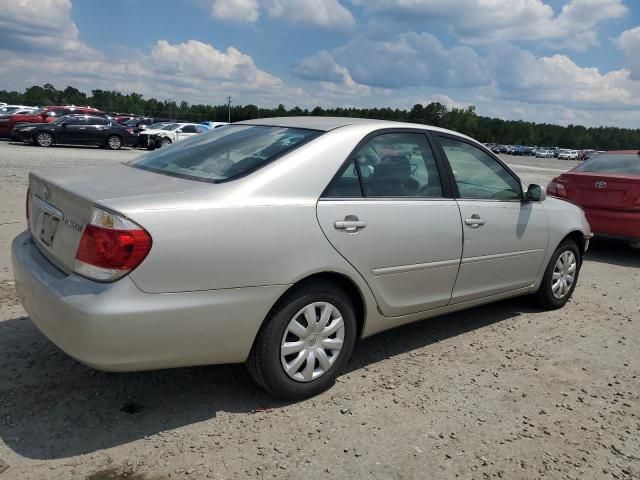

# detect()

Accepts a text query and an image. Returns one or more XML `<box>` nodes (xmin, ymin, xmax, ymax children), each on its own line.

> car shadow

<box><xmin>0</xmin><ymin>298</ymin><xmax>532</xmax><ymax>460</ymax></box>
<box><xmin>585</xmin><ymin>237</ymin><xmax>640</xmax><ymax>268</ymax></box>
<box><xmin>6</xmin><ymin>141</ymin><xmax>133</xmax><ymax>151</ymax></box>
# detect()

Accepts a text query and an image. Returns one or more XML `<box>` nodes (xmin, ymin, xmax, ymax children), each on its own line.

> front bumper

<box><xmin>12</xmin><ymin>231</ymin><xmax>287</xmax><ymax>371</ymax></box>
<box><xmin>584</xmin><ymin>207</ymin><xmax>640</xmax><ymax>241</ymax></box>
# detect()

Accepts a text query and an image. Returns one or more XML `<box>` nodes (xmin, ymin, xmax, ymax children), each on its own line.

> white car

<box><xmin>140</xmin><ymin>122</ymin><xmax>206</xmax><ymax>149</ymax></box>
<box><xmin>536</xmin><ymin>149</ymin><xmax>554</xmax><ymax>158</ymax></box>
<box><xmin>0</xmin><ymin>105</ymin><xmax>34</xmax><ymax>115</ymax></box>
<box><xmin>558</xmin><ymin>150</ymin><xmax>578</xmax><ymax>160</ymax></box>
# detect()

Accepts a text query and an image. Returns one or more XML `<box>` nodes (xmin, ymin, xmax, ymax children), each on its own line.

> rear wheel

<box><xmin>35</xmin><ymin>132</ymin><xmax>53</xmax><ymax>147</ymax></box>
<box><xmin>534</xmin><ymin>239</ymin><xmax>581</xmax><ymax>309</ymax></box>
<box><xmin>106</xmin><ymin>135</ymin><xmax>122</xmax><ymax>150</ymax></box>
<box><xmin>247</xmin><ymin>282</ymin><xmax>357</xmax><ymax>400</ymax></box>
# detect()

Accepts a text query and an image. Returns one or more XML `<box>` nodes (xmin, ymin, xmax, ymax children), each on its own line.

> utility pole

<box><xmin>227</xmin><ymin>96</ymin><xmax>232</xmax><ymax>123</ymax></box>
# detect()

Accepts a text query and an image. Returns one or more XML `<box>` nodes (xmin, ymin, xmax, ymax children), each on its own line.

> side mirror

<box><xmin>526</xmin><ymin>184</ymin><xmax>546</xmax><ymax>202</ymax></box>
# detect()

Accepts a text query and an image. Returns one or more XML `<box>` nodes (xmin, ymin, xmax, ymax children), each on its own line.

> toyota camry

<box><xmin>12</xmin><ymin>117</ymin><xmax>591</xmax><ymax>399</ymax></box>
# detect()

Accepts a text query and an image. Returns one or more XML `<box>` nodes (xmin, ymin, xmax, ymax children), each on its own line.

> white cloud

<box><xmin>352</xmin><ymin>0</ymin><xmax>627</xmax><ymax>50</ymax></box>
<box><xmin>210</xmin><ymin>0</ymin><xmax>259</xmax><ymax>23</ymax></box>
<box><xmin>0</xmin><ymin>0</ymin><xmax>96</xmax><ymax>57</ymax></box>
<box><xmin>210</xmin><ymin>0</ymin><xmax>354</xmax><ymax>28</ymax></box>
<box><xmin>294</xmin><ymin>32</ymin><xmax>490</xmax><ymax>89</ymax></box>
<box><xmin>616</xmin><ymin>26</ymin><xmax>640</xmax><ymax>80</ymax></box>
<box><xmin>490</xmin><ymin>44</ymin><xmax>639</xmax><ymax>108</ymax></box>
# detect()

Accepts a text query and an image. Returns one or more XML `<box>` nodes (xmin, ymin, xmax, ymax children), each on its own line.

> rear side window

<box><xmin>87</xmin><ymin>117</ymin><xmax>107</xmax><ymax>125</ymax></box>
<box><xmin>324</xmin><ymin>132</ymin><xmax>443</xmax><ymax>198</ymax></box>
<box><xmin>180</xmin><ymin>125</ymin><xmax>198</xmax><ymax>134</ymax></box>
<box><xmin>129</xmin><ymin>125</ymin><xmax>321</xmax><ymax>183</ymax></box>
<box><xmin>64</xmin><ymin>117</ymin><xmax>87</xmax><ymax>126</ymax></box>
<box><xmin>574</xmin><ymin>154</ymin><xmax>640</xmax><ymax>174</ymax></box>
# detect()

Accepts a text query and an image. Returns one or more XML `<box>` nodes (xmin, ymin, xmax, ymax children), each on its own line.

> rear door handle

<box><xmin>334</xmin><ymin>215</ymin><xmax>367</xmax><ymax>233</ymax></box>
<box><xmin>464</xmin><ymin>214</ymin><xmax>485</xmax><ymax>228</ymax></box>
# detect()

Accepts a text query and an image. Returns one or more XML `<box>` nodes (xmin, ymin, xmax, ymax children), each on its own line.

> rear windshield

<box><xmin>574</xmin><ymin>153</ymin><xmax>640</xmax><ymax>175</ymax></box>
<box><xmin>128</xmin><ymin>125</ymin><xmax>322</xmax><ymax>183</ymax></box>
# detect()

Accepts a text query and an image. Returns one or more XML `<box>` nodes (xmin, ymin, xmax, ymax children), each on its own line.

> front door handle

<box><xmin>334</xmin><ymin>215</ymin><xmax>367</xmax><ymax>233</ymax></box>
<box><xmin>464</xmin><ymin>214</ymin><xmax>485</xmax><ymax>228</ymax></box>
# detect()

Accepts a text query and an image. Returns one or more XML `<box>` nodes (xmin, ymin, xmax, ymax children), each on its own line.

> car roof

<box><xmin>235</xmin><ymin>116</ymin><xmax>471</xmax><ymax>138</ymax></box>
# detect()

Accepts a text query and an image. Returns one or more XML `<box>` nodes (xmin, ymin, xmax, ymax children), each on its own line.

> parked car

<box><xmin>547</xmin><ymin>150</ymin><xmax>639</xmax><ymax>248</ymax></box>
<box><xmin>579</xmin><ymin>149</ymin><xmax>596</xmax><ymax>161</ymax></box>
<box><xmin>16</xmin><ymin>114</ymin><xmax>136</xmax><ymax>149</ymax></box>
<box><xmin>199</xmin><ymin>121</ymin><xmax>229</xmax><ymax>130</ymax></box>
<box><xmin>1</xmin><ymin>105</ymin><xmax>103</xmax><ymax>139</ymax></box>
<box><xmin>0</xmin><ymin>105</ymin><xmax>34</xmax><ymax>115</ymax></box>
<box><xmin>12</xmin><ymin>117</ymin><xmax>590</xmax><ymax>399</ymax></box>
<box><xmin>490</xmin><ymin>144</ymin><xmax>502</xmax><ymax>154</ymax></box>
<box><xmin>140</xmin><ymin>122</ymin><xmax>205</xmax><ymax>149</ymax></box>
<box><xmin>536</xmin><ymin>149</ymin><xmax>555</xmax><ymax>158</ymax></box>
<box><xmin>558</xmin><ymin>150</ymin><xmax>579</xmax><ymax>160</ymax></box>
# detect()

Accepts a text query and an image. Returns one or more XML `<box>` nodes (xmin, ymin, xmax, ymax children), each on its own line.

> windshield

<box><xmin>162</xmin><ymin>123</ymin><xmax>180</xmax><ymax>131</ymax></box>
<box><xmin>574</xmin><ymin>153</ymin><xmax>640</xmax><ymax>175</ymax></box>
<box><xmin>129</xmin><ymin>125</ymin><xmax>322</xmax><ymax>183</ymax></box>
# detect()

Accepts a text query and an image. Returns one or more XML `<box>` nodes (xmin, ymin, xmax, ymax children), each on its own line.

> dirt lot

<box><xmin>0</xmin><ymin>140</ymin><xmax>638</xmax><ymax>479</ymax></box>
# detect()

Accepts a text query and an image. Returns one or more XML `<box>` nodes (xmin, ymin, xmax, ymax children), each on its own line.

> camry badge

<box><xmin>595</xmin><ymin>180</ymin><xmax>606</xmax><ymax>189</ymax></box>
<box><xmin>42</xmin><ymin>184</ymin><xmax>50</xmax><ymax>201</ymax></box>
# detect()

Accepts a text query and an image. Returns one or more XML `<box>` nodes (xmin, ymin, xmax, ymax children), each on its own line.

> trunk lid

<box><xmin>27</xmin><ymin>164</ymin><xmax>211</xmax><ymax>274</ymax></box>
<box><xmin>561</xmin><ymin>172</ymin><xmax>640</xmax><ymax>211</ymax></box>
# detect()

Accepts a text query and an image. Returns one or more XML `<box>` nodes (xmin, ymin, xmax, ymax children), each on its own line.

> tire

<box><xmin>534</xmin><ymin>239</ymin><xmax>581</xmax><ymax>309</ymax></box>
<box><xmin>160</xmin><ymin>137</ymin><xmax>172</xmax><ymax>147</ymax></box>
<box><xmin>106</xmin><ymin>135</ymin><xmax>122</xmax><ymax>150</ymax></box>
<box><xmin>246</xmin><ymin>282</ymin><xmax>357</xmax><ymax>400</ymax></box>
<box><xmin>35</xmin><ymin>132</ymin><xmax>53</xmax><ymax>147</ymax></box>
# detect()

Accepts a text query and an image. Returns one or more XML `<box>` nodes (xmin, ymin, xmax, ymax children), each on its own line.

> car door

<box><xmin>316</xmin><ymin>130</ymin><xmax>463</xmax><ymax>317</ymax></box>
<box><xmin>56</xmin><ymin>117</ymin><xmax>88</xmax><ymax>144</ymax></box>
<box><xmin>176</xmin><ymin>124</ymin><xmax>198</xmax><ymax>141</ymax></box>
<box><xmin>83</xmin><ymin>116</ymin><xmax>108</xmax><ymax>144</ymax></box>
<box><xmin>434</xmin><ymin>134</ymin><xmax>549</xmax><ymax>304</ymax></box>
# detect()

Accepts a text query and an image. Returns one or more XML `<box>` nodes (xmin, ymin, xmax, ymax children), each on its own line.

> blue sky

<box><xmin>0</xmin><ymin>0</ymin><xmax>639</xmax><ymax>127</ymax></box>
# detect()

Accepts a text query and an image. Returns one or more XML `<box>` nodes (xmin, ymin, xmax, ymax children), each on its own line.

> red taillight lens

<box><xmin>76</xmin><ymin>225</ymin><xmax>151</xmax><ymax>270</ymax></box>
<box><xmin>74</xmin><ymin>207</ymin><xmax>152</xmax><ymax>282</ymax></box>
<box><xmin>547</xmin><ymin>179</ymin><xmax>567</xmax><ymax>198</ymax></box>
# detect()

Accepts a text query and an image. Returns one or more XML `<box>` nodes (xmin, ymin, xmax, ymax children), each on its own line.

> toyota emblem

<box><xmin>594</xmin><ymin>180</ymin><xmax>607</xmax><ymax>189</ymax></box>
<box><xmin>42</xmin><ymin>184</ymin><xmax>50</xmax><ymax>201</ymax></box>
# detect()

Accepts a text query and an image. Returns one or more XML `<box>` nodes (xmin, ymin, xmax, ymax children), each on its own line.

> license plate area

<box><xmin>39</xmin><ymin>212</ymin><xmax>60</xmax><ymax>247</ymax></box>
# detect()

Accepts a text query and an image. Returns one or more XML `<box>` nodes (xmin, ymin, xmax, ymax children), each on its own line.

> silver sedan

<box><xmin>12</xmin><ymin>117</ymin><xmax>591</xmax><ymax>399</ymax></box>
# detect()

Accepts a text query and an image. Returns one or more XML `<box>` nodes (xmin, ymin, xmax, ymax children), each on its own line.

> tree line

<box><xmin>1</xmin><ymin>83</ymin><xmax>638</xmax><ymax>150</ymax></box>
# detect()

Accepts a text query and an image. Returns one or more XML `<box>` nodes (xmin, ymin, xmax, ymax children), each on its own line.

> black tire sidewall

<box><xmin>256</xmin><ymin>283</ymin><xmax>356</xmax><ymax>400</ymax></box>
<box><xmin>538</xmin><ymin>240</ymin><xmax>581</xmax><ymax>308</ymax></box>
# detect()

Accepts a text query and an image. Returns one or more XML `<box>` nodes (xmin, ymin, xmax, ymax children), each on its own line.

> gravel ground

<box><xmin>0</xmin><ymin>140</ymin><xmax>638</xmax><ymax>480</ymax></box>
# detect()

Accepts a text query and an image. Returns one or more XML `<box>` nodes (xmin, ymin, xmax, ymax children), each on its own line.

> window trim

<box><xmin>320</xmin><ymin>128</ymin><xmax>453</xmax><ymax>200</ymax></box>
<box><xmin>433</xmin><ymin>133</ymin><xmax>525</xmax><ymax>202</ymax></box>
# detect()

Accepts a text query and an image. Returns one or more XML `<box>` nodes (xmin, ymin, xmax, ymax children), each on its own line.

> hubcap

<box><xmin>280</xmin><ymin>301</ymin><xmax>345</xmax><ymax>382</ymax></box>
<box><xmin>109</xmin><ymin>137</ymin><xmax>120</xmax><ymax>148</ymax></box>
<box><xmin>38</xmin><ymin>133</ymin><xmax>52</xmax><ymax>147</ymax></box>
<box><xmin>551</xmin><ymin>250</ymin><xmax>577</xmax><ymax>299</ymax></box>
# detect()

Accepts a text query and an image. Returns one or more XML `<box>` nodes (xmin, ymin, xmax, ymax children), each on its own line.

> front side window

<box><xmin>129</xmin><ymin>125</ymin><xmax>321</xmax><ymax>183</ymax></box>
<box><xmin>438</xmin><ymin>136</ymin><xmax>522</xmax><ymax>200</ymax></box>
<box><xmin>324</xmin><ymin>132</ymin><xmax>443</xmax><ymax>198</ymax></box>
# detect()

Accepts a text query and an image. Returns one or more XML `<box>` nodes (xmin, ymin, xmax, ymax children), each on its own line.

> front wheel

<box><xmin>246</xmin><ymin>282</ymin><xmax>357</xmax><ymax>400</ymax></box>
<box><xmin>106</xmin><ymin>135</ymin><xmax>122</xmax><ymax>150</ymax></box>
<box><xmin>534</xmin><ymin>239</ymin><xmax>581</xmax><ymax>309</ymax></box>
<box><xmin>159</xmin><ymin>137</ymin><xmax>172</xmax><ymax>147</ymax></box>
<box><xmin>35</xmin><ymin>132</ymin><xmax>53</xmax><ymax>147</ymax></box>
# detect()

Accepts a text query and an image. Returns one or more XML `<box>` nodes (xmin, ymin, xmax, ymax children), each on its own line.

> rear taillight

<box><xmin>547</xmin><ymin>178</ymin><xmax>567</xmax><ymax>198</ymax></box>
<box><xmin>74</xmin><ymin>206</ymin><xmax>152</xmax><ymax>282</ymax></box>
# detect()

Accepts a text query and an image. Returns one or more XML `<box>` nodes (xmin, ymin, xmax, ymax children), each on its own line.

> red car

<box><xmin>547</xmin><ymin>150</ymin><xmax>640</xmax><ymax>248</ymax></box>
<box><xmin>0</xmin><ymin>105</ymin><xmax>103</xmax><ymax>138</ymax></box>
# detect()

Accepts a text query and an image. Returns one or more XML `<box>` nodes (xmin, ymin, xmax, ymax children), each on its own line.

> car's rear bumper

<box><xmin>584</xmin><ymin>207</ymin><xmax>640</xmax><ymax>241</ymax></box>
<box><xmin>12</xmin><ymin>231</ymin><xmax>288</xmax><ymax>372</ymax></box>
